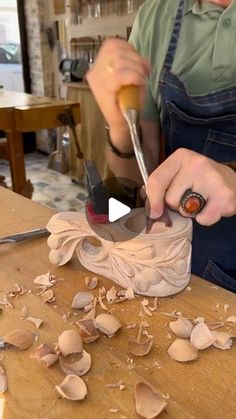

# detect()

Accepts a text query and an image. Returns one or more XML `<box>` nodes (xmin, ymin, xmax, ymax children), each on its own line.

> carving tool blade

<box><xmin>117</xmin><ymin>85</ymin><xmax>170</xmax><ymax>231</ymax></box>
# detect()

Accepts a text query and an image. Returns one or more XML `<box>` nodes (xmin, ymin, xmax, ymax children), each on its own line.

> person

<box><xmin>86</xmin><ymin>0</ymin><xmax>236</xmax><ymax>292</ymax></box>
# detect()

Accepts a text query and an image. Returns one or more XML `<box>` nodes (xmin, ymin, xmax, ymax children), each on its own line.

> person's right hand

<box><xmin>86</xmin><ymin>38</ymin><xmax>150</xmax><ymax>144</ymax></box>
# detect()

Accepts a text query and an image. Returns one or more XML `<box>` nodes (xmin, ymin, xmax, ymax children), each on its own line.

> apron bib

<box><xmin>159</xmin><ymin>0</ymin><xmax>236</xmax><ymax>292</ymax></box>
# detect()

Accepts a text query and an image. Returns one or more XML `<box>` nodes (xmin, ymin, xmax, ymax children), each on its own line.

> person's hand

<box><xmin>146</xmin><ymin>148</ymin><xmax>236</xmax><ymax>226</ymax></box>
<box><xmin>86</xmin><ymin>38</ymin><xmax>150</xmax><ymax>143</ymax></box>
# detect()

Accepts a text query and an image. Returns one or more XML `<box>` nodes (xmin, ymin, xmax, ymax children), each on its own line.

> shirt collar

<box><xmin>191</xmin><ymin>1</ymin><xmax>225</xmax><ymax>15</ymax></box>
<box><xmin>165</xmin><ymin>0</ymin><xmax>226</xmax><ymax>17</ymax></box>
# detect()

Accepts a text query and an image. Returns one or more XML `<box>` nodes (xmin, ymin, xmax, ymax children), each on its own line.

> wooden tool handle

<box><xmin>117</xmin><ymin>85</ymin><xmax>140</xmax><ymax>112</ymax></box>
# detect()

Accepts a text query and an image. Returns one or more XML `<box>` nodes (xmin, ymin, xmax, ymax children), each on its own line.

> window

<box><xmin>0</xmin><ymin>0</ymin><xmax>21</xmax><ymax>64</ymax></box>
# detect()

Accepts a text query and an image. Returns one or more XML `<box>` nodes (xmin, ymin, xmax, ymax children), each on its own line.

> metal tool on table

<box><xmin>0</xmin><ymin>227</ymin><xmax>49</xmax><ymax>245</ymax></box>
<box><xmin>117</xmin><ymin>85</ymin><xmax>170</xmax><ymax>231</ymax></box>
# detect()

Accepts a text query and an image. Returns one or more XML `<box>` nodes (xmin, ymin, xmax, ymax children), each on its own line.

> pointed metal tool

<box><xmin>117</xmin><ymin>85</ymin><xmax>170</xmax><ymax>231</ymax></box>
<box><xmin>0</xmin><ymin>228</ymin><xmax>49</xmax><ymax>245</ymax></box>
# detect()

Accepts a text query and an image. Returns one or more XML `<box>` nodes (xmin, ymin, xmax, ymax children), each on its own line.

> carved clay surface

<box><xmin>46</xmin><ymin>209</ymin><xmax>192</xmax><ymax>297</ymax></box>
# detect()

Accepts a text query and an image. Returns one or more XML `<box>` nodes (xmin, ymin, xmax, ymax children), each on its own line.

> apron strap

<box><xmin>163</xmin><ymin>0</ymin><xmax>186</xmax><ymax>71</ymax></box>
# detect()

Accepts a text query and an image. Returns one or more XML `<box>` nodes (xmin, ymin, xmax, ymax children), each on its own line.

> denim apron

<box><xmin>159</xmin><ymin>0</ymin><xmax>236</xmax><ymax>292</ymax></box>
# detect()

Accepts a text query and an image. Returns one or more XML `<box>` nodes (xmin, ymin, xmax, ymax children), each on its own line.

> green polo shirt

<box><xmin>129</xmin><ymin>0</ymin><xmax>236</xmax><ymax>121</ymax></box>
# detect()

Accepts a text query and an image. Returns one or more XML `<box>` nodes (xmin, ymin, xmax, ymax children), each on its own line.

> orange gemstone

<box><xmin>184</xmin><ymin>197</ymin><xmax>201</xmax><ymax>214</ymax></box>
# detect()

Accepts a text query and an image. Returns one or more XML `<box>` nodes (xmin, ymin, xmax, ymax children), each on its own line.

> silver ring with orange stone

<box><xmin>180</xmin><ymin>189</ymin><xmax>206</xmax><ymax>216</ymax></box>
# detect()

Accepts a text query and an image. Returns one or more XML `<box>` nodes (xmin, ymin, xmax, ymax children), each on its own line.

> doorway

<box><xmin>0</xmin><ymin>0</ymin><xmax>34</xmax><ymax>152</ymax></box>
<box><xmin>0</xmin><ymin>0</ymin><xmax>24</xmax><ymax>92</ymax></box>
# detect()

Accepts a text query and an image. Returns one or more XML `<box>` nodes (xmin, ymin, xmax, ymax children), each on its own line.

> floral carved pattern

<box><xmin>46</xmin><ymin>209</ymin><xmax>192</xmax><ymax>297</ymax></box>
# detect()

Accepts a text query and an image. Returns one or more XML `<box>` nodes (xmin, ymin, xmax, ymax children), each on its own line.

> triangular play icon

<box><xmin>108</xmin><ymin>197</ymin><xmax>131</xmax><ymax>223</ymax></box>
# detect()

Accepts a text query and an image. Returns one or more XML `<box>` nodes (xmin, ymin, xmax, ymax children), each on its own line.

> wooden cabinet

<box><xmin>66</xmin><ymin>82</ymin><xmax>110</xmax><ymax>181</ymax></box>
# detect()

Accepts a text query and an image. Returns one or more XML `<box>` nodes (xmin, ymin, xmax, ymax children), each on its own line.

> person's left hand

<box><xmin>145</xmin><ymin>148</ymin><xmax>236</xmax><ymax>226</ymax></box>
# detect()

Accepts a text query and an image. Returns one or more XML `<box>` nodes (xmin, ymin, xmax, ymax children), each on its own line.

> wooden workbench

<box><xmin>0</xmin><ymin>187</ymin><xmax>235</xmax><ymax>419</ymax></box>
<box><xmin>0</xmin><ymin>89</ymin><xmax>80</xmax><ymax>198</ymax></box>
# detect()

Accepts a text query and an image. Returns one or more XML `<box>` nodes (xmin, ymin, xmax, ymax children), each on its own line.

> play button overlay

<box><xmin>108</xmin><ymin>198</ymin><xmax>131</xmax><ymax>222</ymax></box>
<box><xmin>84</xmin><ymin>161</ymin><xmax>145</xmax><ymax>242</ymax></box>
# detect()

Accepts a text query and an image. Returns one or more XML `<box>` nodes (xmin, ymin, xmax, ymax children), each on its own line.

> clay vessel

<box><xmin>46</xmin><ymin>209</ymin><xmax>192</xmax><ymax>297</ymax></box>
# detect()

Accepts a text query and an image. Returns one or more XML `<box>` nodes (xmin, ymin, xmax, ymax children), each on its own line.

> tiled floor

<box><xmin>0</xmin><ymin>152</ymin><xmax>87</xmax><ymax>211</ymax></box>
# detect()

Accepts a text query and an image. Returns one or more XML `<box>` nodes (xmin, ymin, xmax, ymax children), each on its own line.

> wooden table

<box><xmin>0</xmin><ymin>187</ymin><xmax>235</xmax><ymax>419</ymax></box>
<box><xmin>0</xmin><ymin>89</ymin><xmax>80</xmax><ymax>198</ymax></box>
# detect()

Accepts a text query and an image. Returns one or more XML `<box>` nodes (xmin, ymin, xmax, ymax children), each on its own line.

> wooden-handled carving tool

<box><xmin>117</xmin><ymin>85</ymin><xmax>149</xmax><ymax>184</ymax></box>
<box><xmin>117</xmin><ymin>85</ymin><xmax>170</xmax><ymax>230</ymax></box>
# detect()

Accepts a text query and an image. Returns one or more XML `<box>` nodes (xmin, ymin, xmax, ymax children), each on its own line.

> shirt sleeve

<box><xmin>129</xmin><ymin>8</ymin><xmax>160</xmax><ymax>122</ymax></box>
